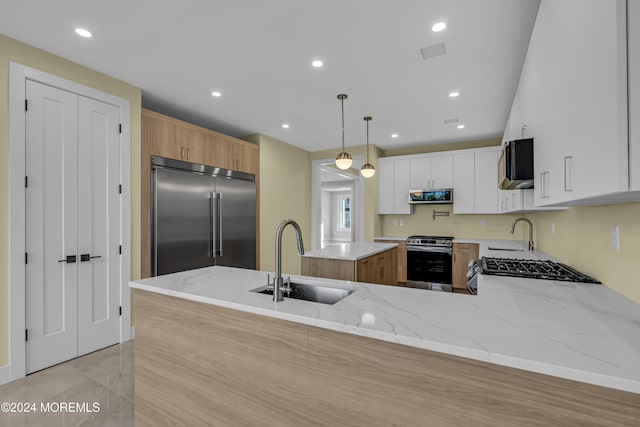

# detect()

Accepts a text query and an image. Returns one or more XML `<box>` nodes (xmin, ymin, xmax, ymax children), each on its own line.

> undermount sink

<box><xmin>251</xmin><ymin>282</ymin><xmax>354</xmax><ymax>305</ymax></box>
<box><xmin>488</xmin><ymin>246</ymin><xmax>525</xmax><ymax>252</ymax></box>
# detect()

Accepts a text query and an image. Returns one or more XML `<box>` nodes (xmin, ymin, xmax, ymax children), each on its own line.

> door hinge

<box><xmin>25</xmin><ymin>329</ymin><xmax>28</xmax><ymax>341</ymax></box>
<box><xmin>25</xmin><ymin>176</ymin><xmax>28</xmax><ymax>188</ymax></box>
<box><xmin>118</xmin><ymin>184</ymin><xmax>122</xmax><ymax>194</ymax></box>
<box><xmin>25</xmin><ymin>252</ymin><xmax>28</xmax><ymax>264</ymax></box>
<box><xmin>119</xmin><ymin>245</ymin><xmax>122</xmax><ymax>255</ymax></box>
<box><xmin>25</xmin><ymin>99</ymin><xmax>28</xmax><ymax>111</ymax></box>
<box><xmin>119</xmin><ymin>306</ymin><xmax>122</xmax><ymax>316</ymax></box>
<box><xmin>119</xmin><ymin>124</ymin><xmax>122</xmax><ymax>134</ymax></box>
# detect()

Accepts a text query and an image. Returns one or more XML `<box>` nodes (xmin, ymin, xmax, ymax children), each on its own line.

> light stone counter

<box><xmin>301</xmin><ymin>242</ymin><xmax>398</xmax><ymax>261</ymax></box>
<box><xmin>373</xmin><ymin>236</ymin><xmax>408</xmax><ymax>241</ymax></box>
<box><xmin>130</xmin><ymin>253</ymin><xmax>640</xmax><ymax>394</ymax></box>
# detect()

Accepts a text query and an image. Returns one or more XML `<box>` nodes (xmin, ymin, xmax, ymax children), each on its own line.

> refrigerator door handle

<box><xmin>214</xmin><ymin>193</ymin><xmax>217</xmax><ymax>259</ymax></box>
<box><xmin>217</xmin><ymin>193</ymin><xmax>223</xmax><ymax>256</ymax></box>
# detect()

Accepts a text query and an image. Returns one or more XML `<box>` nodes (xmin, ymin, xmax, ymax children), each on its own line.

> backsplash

<box><xmin>380</xmin><ymin>205</ymin><xmax>525</xmax><ymax>240</ymax></box>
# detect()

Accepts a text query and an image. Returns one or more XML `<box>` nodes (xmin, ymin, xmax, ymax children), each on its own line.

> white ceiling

<box><xmin>0</xmin><ymin>0</ymin><xmax>540</xmax><ymax>152</ymax></box>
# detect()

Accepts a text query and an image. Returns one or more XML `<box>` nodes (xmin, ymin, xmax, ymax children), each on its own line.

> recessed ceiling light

<box><xmin>457</xmin><ymin>124</ymin><xmax>465</xmax><ymax>129</ymax></box>
<box><xmin>211</xmin><ymin>91</ymin><xmax>222</xmax><ymax>97</ymax></box>
<box><xmin>75</xmin><ymin>28</ymin><xmax>92</xmax><ymax>38</ymax></box>
<box><xmin>311</xmin><ymin>60</ymin><xmax>324</xmax><ymax>68</ymax></box>
<box><xmin>432</xmin><ymin>22</ymin><xmax>447</xmax><ymax>32</ymax></box>
<box><xmin>391</xmin><ymin>134</ymin><xmax>399</xmax><ymax>138</ymax></box>
<box><xmin>282</xmin><ymin>124</ymin><xmax>290</xmax><ymax>129</ymax></box>
<box><xmin>449</xmin><ymin>91</ymin><xmax>460</xmax><ymax>98</ymax></box>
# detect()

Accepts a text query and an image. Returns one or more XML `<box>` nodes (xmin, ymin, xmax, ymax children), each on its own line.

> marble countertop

<box><xmin>130</xmin><ymin>241</ymin><xmax>640</xmax><ymax>394</ymax></box>
<box><xmin>373</xmin><ymin>236</ymin><xmax>408</xmax><ymax>241</ymax></box>
<box><xmin>301</xmin><ymin>242</ymin><xmax>398</xmax><ymax>261</ymax></box>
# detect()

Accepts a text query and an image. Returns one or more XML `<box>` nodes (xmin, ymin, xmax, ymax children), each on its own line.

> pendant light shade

<box><xmin>361</xmin><ymin>116</ymin><xmax>376</xmax><ymax>178</ymax></box>
<box><xmin>335</xmin><ymin>94</ymin><xmax>353</xmax><ymax>170</ymax></box>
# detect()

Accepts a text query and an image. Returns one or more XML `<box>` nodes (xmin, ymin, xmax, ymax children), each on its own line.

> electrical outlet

<box><xmin>611</xmin><ymin>226</ymin><xmax>620</xmax><ymax>250</ymax></box>
<box><xmin>480</xmin><ymin>220</ymin><xmax>487</xmax><ymax>228</ymax></box>
<box><xmin>393</xmin><ymin>219</ymin><xmax>398</xmax><ymax>226</ymax></box>
<box><xmin>399</xmin><ymin>219</ymin><xmax>405</xmax><ymax>227</ymax></box>
<box><xmin>551</xmin><ymin>222</ymin><xmax>555</xmax><ymax>237</ymax></box>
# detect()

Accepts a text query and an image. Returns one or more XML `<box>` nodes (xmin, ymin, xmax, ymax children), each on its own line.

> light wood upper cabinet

<box><xmin>143</xmin><ymin>109</ymin><xmax>259</xmax><ymax>175</ymax></box>
<box><xmin>452</xmin><ymin>243</ymin><xmax>478</xmax><ymax>293</ymax></box>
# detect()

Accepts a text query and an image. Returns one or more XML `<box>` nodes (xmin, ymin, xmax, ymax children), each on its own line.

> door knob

<box><xmin>58</xmin><ymin>255</ymin><xmax>77</xmax><ymax>263</ymax></box>
<box><xmin>80</xmin><ymin>254</ymin><xmax>102</xmax><ymax>262</ymax></box>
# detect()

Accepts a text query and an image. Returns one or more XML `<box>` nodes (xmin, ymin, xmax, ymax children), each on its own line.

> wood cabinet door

<box><xmin>147</xmin><ymin>115</ymin><xmax>178</xmax><ymax>158</ymax></box>
<box><xmin>452</xmin><ymin>243</ymin><xmax>479</xmax><ymax>291</ymax></box>
<box><xmin>356</xmin><ymin>257</ymin><xmax>372</xmax><ymax>284</ymax></box>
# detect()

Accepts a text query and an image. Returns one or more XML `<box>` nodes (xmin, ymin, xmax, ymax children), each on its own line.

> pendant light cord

<box><xmin>366</xmin><ymin>118</ymin><xmax>370</xmax><ymax>163</ymax></box>
<box><xmin>341</xmin><ymin>97</ymin><xmax>345</xmax><ymax>152</ymax></box>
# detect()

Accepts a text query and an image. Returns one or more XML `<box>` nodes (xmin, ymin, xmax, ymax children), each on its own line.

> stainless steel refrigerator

<box><xmin>151</xmin><ymin>156</ymin><xmax>256</xmax><ymax>276</ymax></box>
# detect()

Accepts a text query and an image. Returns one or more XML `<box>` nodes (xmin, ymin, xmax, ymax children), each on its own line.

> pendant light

<box><xmin>335</xmin><ymin>94</ymin><xmax>353</xmax><ymax>170</ymax></box>
<box><xmin>361</xmin><ymin>116</ymin><xmax>376</xmax><ymax>178</ymax></box>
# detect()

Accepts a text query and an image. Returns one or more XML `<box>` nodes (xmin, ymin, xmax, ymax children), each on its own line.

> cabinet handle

<box><xmin>540</xmin><ymin>171</ymin><xmax>550</xmax><ymax>199</ymax></box>
<box><xmin>186</xmin><ymin>147</ymin><xmax>190</xmax><ymax>159</ymax></box>
<box><xmin>180</xmin><ymin>147</ymin><xmax>184</xmax><ymax>159</ymax></box>
<box><xmin>564</xmin><ymin>156</ymin><xmax>573</xmax><ymax>192</ymax></box>
<box><xmin>511</xmin><ymin>195</ymin><xmax>516</xmax><ymax>209</ymax></box>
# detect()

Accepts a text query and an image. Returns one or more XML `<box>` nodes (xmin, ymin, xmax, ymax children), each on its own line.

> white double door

<box><xmin>25</xmin><ymin>80</ymin><xmax>121</xmax><ymax>374</ymax></box>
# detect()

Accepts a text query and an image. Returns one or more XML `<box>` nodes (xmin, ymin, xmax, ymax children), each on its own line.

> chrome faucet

<box><xmin>273</xmin><ymin>219</ymin><xmax>305</xmax><ymax>302</ymax></box>
<box><xmin>511</xmin><ymin>217</ymin><xmax>534</xmax><ymax>251</ymax></box>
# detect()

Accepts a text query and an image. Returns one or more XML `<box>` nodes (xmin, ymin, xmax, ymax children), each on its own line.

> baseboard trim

<box><xmin>0</xmin><ymin>365</ymin><xmax>11</xmax><ymax>385</ymax></box>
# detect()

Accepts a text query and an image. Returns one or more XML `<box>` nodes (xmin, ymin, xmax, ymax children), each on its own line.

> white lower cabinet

<box><xmin>453</xmin><ymin>147</ymin><xmax>499</xmax><ymax>214</ymax></box>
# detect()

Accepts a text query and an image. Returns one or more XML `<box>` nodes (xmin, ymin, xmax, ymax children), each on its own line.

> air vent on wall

<box><xmin>443</xmin><ymin>118</ymin><xmax>460</xmax><ymax>125</ymax></box>
<box><xmin>420</xmin><ymin>42</ymin><xmax>447</xmax><ymax>60</ymax></box>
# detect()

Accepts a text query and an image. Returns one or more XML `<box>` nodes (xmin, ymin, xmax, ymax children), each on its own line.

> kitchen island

<box><xmin>130</xmin><ymin>243</ymin><xmax>640</xmax><ymax>425</ymax></box>
<box><xmin>301</xmin><ymin>241</ymin><xmax>398</xmax><ymax>285</ymax></box>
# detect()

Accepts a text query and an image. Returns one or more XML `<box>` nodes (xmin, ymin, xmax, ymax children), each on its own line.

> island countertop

<box><xmin>301</xmin><ymin>241</ymin><xmax>398</xmax><ymax>261</ymax></box>
<box><xmin>130</xmin><ymin>243</ymin><xmax>640</xmax><ymax>394</ymax></box>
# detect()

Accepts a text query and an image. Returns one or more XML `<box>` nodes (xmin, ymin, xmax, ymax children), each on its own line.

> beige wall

<box><xmin>0</xmin><ymin>34</ymin><xmax>142</xmax><ymax>366</ymax></box>
<box><xmin>381</xmin><ymin>206</ymin><xmax>524</xmax><ymax>240</ymax></box>
<box><xmin>381</xmin><ymin>137</ymin><xmax>501</xmax><ymax>157</ymax></box>
<box><xmin>526</xmin><ymin>204</ymin><xmax>640</xmax><ymax>303</ymax></box>
<box><xmin>310</xmin><ymin>145</ymin><xmax>382</xmax><ymax>241</ymax></box>
<box><xmin>249</xmin><ymin>134</ymin><xmax>311</xmax><ymax>275</ymax></box>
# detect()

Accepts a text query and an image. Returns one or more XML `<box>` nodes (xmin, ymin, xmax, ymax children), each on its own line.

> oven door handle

<box><xmin>407</xmin><ymin>246</ymin><xmax>452</xmax><ymax>254</ymax></box>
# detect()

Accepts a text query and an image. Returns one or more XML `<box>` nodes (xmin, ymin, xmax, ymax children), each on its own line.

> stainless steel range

<box><xmin>406</xmin><ymin>236</ymin><xmax>454</xmax><ymax>291</ymax></box>
<box><xmin>480</xmin><ymin>257</ymin><xmax>600</xmax><ymax>283</ymax></box>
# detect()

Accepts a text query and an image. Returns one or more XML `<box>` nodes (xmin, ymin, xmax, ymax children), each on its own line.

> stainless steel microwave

<box><xmin>408</xmin><ymin>189</ymin><xmax>453</xmax><ymax>204</ymax></box>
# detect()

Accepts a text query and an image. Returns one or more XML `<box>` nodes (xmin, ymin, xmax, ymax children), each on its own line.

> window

<box><xmin>337</xmin><ymin>195</ymin><xmax>351</xmax><ymax>230</ymax></box>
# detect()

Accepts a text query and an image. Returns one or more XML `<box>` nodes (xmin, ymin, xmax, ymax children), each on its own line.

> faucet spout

<box><xmin>511</xmin><ymin>217</ymin><xmax>534</xmax><ymax>251</ymax></box>
<box><xmin>274</xmin><ymin>219</ymin><xmax>305</xmax><ymax>302</ymax></box>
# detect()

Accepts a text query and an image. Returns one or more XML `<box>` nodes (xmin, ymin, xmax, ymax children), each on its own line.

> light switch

<box><xmin>480</xmin><ymin>220</ymin><xmax>487</xmax><ymax>228</ymax></box>
<box><xmin>399</xmin><ymin>220</ymin><xmax>405</xmax><ymax>226</ymax></box>
<box><xmin>611</xmin><ymin>226</ymin><xmax>620</xmax><ymax>250</ymax></box>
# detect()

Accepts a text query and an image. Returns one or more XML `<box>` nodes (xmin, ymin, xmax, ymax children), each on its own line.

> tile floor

<box><xmin>0</xmin><ymin>341</ymin><xmax>134</xmax><ymax>427</ymax></box>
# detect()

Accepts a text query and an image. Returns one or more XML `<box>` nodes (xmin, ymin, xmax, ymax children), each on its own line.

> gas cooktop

<box><xmin>480</xmin><ymin>257</ymin><xmax>600</xmax><ymax>283</ymax></box>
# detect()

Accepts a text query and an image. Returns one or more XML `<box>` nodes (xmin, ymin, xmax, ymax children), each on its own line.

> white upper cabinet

<box><xmin>506</xmin><ymin>0</ymin><xmax>634</xmax><ymax>206</ymax></box>
<box><xmin>630</xmin><ymin>0</ymin><xmax>640</xmax><ymax>191</ymax></box>
<box><xmin>409</xmin><ymin>155</ymin><xmax>453</xmax><ymax>190</ymax></box>
<box><xmin>378</xmin><ymin>158</ymin><xmax>412</xmax><ymax>215</ymax></box>
<box><xmin>453</xmin><ymin>147</ymin><xmax>499</xmax><ymax>214</ymax></box>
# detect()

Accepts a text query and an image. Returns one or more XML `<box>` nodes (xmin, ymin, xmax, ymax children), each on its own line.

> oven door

<box><xmin>406</xmin><ymin>245</ymin><xmax>453</xmax><ymax>285</ymax></box>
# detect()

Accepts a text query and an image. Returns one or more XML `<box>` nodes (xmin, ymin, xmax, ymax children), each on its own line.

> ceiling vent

<box><xmin>443</xmin><ymin>118</ymin><xmax>460</xmax><ymax>125</ymax></box>
<box><xmin>420</xmin><ymin>42</ymin><xmax>447</xmax><ymax>60</ymax></box>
